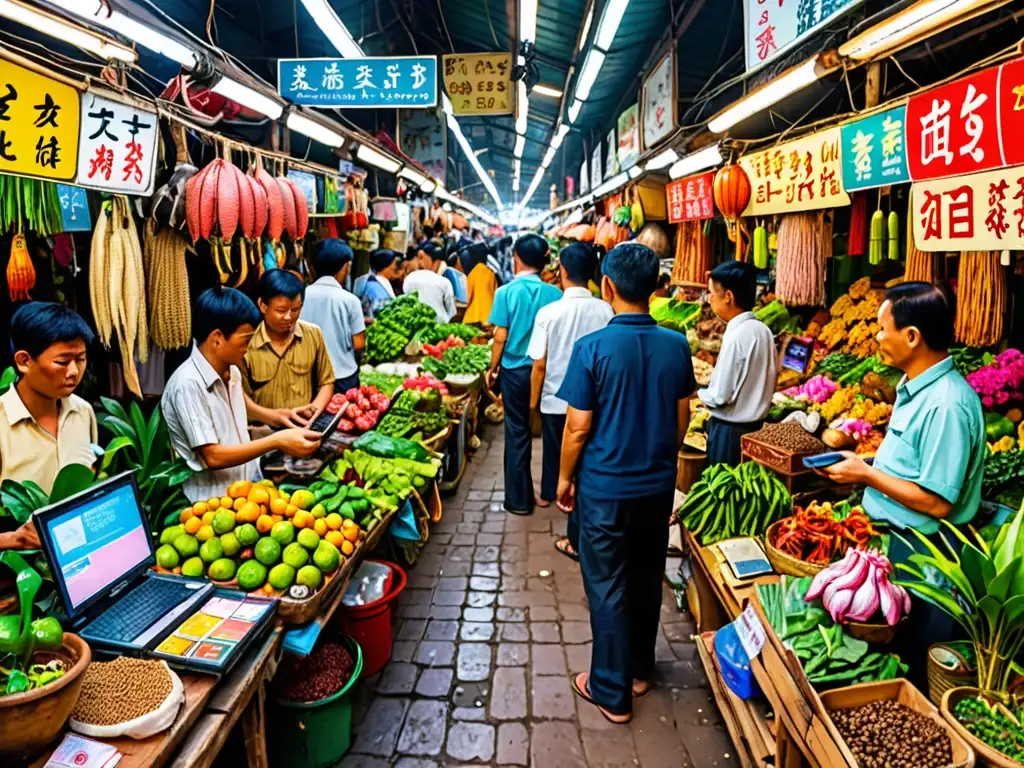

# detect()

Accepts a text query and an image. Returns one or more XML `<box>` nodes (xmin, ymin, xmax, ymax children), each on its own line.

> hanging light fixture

<box><xmin>2</xmin><ymin>0</ymin><xmax>137</xmax><ymax>62</ymax></box>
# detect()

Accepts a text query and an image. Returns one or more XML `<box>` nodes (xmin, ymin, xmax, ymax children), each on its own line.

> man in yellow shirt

<box><xmin>0</xmin><ymin>303</ymin><xmax>98</xmax><ymax>550</ymax></box>
<box><xmin>244</xmin><ymin>270</ymin><xmax>335</xmax><ymax>424</ymax></box>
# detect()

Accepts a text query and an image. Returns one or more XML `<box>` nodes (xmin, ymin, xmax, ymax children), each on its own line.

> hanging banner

<box><xmin>840</xmin><ymin>106</ymin><xmax>910</xmax><ymax>191</ymax></box>
<box><xmin>739</xmin><ymin>126</ymin><xmax>850</xmax><ymax>216</ymax></box>
<box><xmin>0</xmin><ymin>59</ymin><xmax>80</xmax><ymax>181</ymax></box>
<box><xmin>744</xmin><ymin>0</ymin><xmax>865</xmax><ymax>73</ymax></box>
<box><xmin>441</xmin><ymin>52</ymin><xmax>512</xmax><ymax>116</ymax></box>
<box><xmin>641</xmin><ymin>52</ymin><xmax>676</xmax><ymax>151</ymax></box>
<box><xmin>398</xmin><ymin>108</ymin><xmax>446</xmax><ymax>181</ymax></box>
<box><xmin>278</xmin><ymin>57</ymin><xmax>437</xmax><ymax>108</ymax></box>
<box><xmin>590</xmin><ymin>142</ymin><xmax>602</xmax><ymax>190</ymax></box>
<box><xmin>579</xmin><ymin>157</ymin><xmax>589</xmax><ymax>196</ymax></box>
<box><xmin>286</xmin><ymin>170</ymin><xmax>317</xmax><ymax>211</ymax></box>
<box><xmin>911</xmin><ymin>165</ymin><xmax>1024</xmax><ymax>252</ymax></box>
<box><xmin>604</xmin><ymin>128</ymin><xmax>617</xmax><ymax>180</ymax></box>
<box><xmin>76</xmin><ymin>93</ymin><xmax>158</xmax><ymax>195</ymax></box>
<box><xmin>667</xmin><ymin>171</ymin><xmax>715</xmax><ymax>223</ymax></box>
<box><xmin>617</xmin><ymin>104</ymin><xmax>640</xmax><ymax>169</ymax></box>
<box><xmin>56</xmin><ymin>184</ymin><xmax>90</xmax><ymax>232</ymax></box>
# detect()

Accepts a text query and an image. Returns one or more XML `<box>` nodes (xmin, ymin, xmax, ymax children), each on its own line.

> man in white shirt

<box><xmin>528</xmin><ymin>244</ymin><xmax>613</xmax><ymax>557</ymax></box>
<box><xmin>162</xmin><ymin>288</ymin><xmax>322</xmax><ymax>503</ymax></box>
<box><xmin>302</xmin><ymin>239</ymin><xmax>366</xmax><ymax>392</ymax></box>
<box><xmin>403</xmin><ymin>242</ymin><xmax>456</xmax><ymax>322</ymax></box>
<box><xmin>698</xmin><ymin>261</ymin><xmax>778</xmax><ymax>465</ymax></box>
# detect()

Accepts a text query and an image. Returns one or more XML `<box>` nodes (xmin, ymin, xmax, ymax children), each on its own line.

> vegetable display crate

<box><xmin>763</xmin><ymin>519</ymin><xmax>828</xmax><ymax>578</ymax></box>
<box><xmin>740</xmin><ymin>434</ymin><xmax>819</xmax><ymax>475</ymax></box>
<box><xmin>941</xmin><ymin>687</ymin><xmax>1018</xmax><ymax>768</ymax></box>
<box><xmin>818</xmin><ymin>679</ymin><xmax>975</xmax><ymax>768</ymax></box>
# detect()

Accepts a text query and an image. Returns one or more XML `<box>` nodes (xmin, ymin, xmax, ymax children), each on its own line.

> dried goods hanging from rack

<box><xmin>672</xmin><ymin>219</ymin><xmax>711</xmax><ymax>284</ymax></box>
<box><xmin>775</xmin><ymin>211</ymin><xmax>826</xmax><ymax>307</ymax></box>
<box><xmin>903</xmin><ymin>207</ymin><xmax>937</xmax><ymax>283</ymax></box>
<box><xmin>955</xmin><ymin>250</ymin><xmax>1005</xmax><ymax>347</ymax></box>
<box><xmin>144</xmin><ymin>222</ymin><xmax>192</xmax><ymax>350</ymax></box>
<box><xmin>7</xmin><ymin>234</ymin><xmax>36</xmax><ymax>301</ymax></box>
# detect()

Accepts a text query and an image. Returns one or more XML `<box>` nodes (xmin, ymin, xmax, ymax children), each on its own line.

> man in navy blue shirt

<box><xmin>557</xmin><ymin>242</ymin><xmax>695</xmax><ymax>724</ymax></box>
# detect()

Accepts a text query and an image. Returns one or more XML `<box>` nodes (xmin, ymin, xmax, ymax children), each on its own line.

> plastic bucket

<box><xmin>338</xmin><ymin>560</ymin><xmax>407</xmax><ymax>676</ymax></box>
<box><xmin>268</xmin><ymin>635</ymin><xmax>364</xmax><ymax>768</ymax></box>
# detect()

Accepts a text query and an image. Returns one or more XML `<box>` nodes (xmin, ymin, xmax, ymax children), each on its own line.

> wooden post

<box><xmin>865</xmin><ymin>62</ymin><xmax>881</xmax><ymax>109</ymax></box>
<box><xmin>241</xmin><ymin>684</ymin><xmax>269</xmax><ymax>768</ymax></box>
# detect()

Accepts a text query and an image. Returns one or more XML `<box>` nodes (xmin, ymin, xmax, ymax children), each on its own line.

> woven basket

<box><xmin>763</xmin><ymin>519</ymin><xmax>828</xmax><ymax>578</ymax></box>
<box><xmin>846</xmin><ymin>617</ymin><xmax>905</xmax><ymax>645</ymax></box>
<box><xmin>928</xmin><ymin>643</ymin><xmax>977</xmax><ymax>708</ymax></box>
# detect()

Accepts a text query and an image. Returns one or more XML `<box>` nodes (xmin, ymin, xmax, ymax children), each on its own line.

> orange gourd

<box><xmin>713</xmin><ymin>164</ymin><xmax>752</xmax><ymax>220</ymax></box>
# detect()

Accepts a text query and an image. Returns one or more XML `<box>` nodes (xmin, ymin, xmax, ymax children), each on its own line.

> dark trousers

<box><xmin>706</xmin><ymin>416</ymin><xmax>762</xmax><ymax>466</ymax></box>
<box><xmin>578</xmin><ymin>487</ymin><xmax>674</xmax><ymax>715</ymax></box>
<box><xmin>540</xmin><ymin>413</ymin><xmax>566</xmax><ymax>502</ymax></box>
<box><xmin>334</xmin><ymin>372</ymin><xmax>360</xmax><ymax>393</ymax></box>
<box><xmin>501</xmin><ymin>365</ymin><xmax>534</xmax><ymax>512</ymax></box>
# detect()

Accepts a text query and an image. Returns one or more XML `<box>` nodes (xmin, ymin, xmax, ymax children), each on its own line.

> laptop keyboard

<box><xmin>84</xmin><ymin>578</ymin><xmax>200</xmax><ymax>644</ymax></box>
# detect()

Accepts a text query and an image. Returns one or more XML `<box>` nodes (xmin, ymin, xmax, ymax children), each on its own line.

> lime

<box><xmin>290</xmin><ymin>489</ymin><xmax>316</xmax><ymax>510</ymax></box>
<box><xmin>220</xmin><ymin>532</ymin><xmax>241</xmax><ymax>557</ymax></box>
<box><xmin>254</xmin><ymin>537</ymin><xmax>281</xmax><ymax>566</ymax></box>
<box><xmin>313</xmin><ymin>541</ymin><xmax>340</xmax><ymax>574</ymax></box>
<box><xmin>181</xmin><ymin>557</ymin><xmax>205</xmax><ymax>577</ymax></box>
<box><xmin>236</xmin><ymin>523</ymin><xmax>259</xmax><ymax>547</ymax></box>
<box><xmin>156</xmin><ymin>544</ymin><xmax>180</xmax><ymax>569</ymax></box>
<box><xmin>296</xmin><ymin>565</ymin><xmax>323</xmax><ymax>590</ymax></box>
<box><xmin>160</xmin><ymin>525</ymin><xmax>184</xmax><ymax>545</ymax></box>
<box><xmin>212</xmin><ymin>510</ymin><xmax>236</xmax><ymax>535</ymax></box>
<box><xmin>196</xmin><ymin>524</ymin><xmax>215</xmax><ymax>542</ymax></box>
<box><xmin>268</xmin><ymin>563</ymin><xmax>296</xmax><ymax>590</ymax></box>
<box><xmin>311</xmin><ymin>503</ymin><xmax>326</xmax><ymax>519</ymax></box>
<box><xmin>270</xmin><ymin>521</ymin><xmax>295</xmax><ymax>546</ymax></box>
<box><xmin>282</xmin><ymin>542</ymin><xmax>309</xmax><ymax>569</ymax></box>
<box><xmin>297</xmin><ymin>528</ymin><xmax>320</xmax><ymax>551</ymax></box>
<box><xmin>237</xmin><ymin>560</ymin><xmax>267</xmax><ymax>591</ymax></box>
<box><xmin>199</xmin><ymin>538</ymin><xmax>224</xmax><ymax>564</ymax></box>
<box><xmin>172</xmin><ymin>534</ymin><xmax>199</xmax><ymax>558</ymax></box>
<box><xmin>208</xmin><ymin>558</ymin><xmax>237</xmax><ymax>581</ymax></box>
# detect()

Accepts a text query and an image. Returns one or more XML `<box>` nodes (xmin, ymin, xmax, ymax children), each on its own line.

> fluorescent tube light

<box><xmin>542</xmin><ymin>146</ymin><xmax>556</xmax><ymax>168</ymax></box>
<box><xmin>399</xmin><ymin>167</ymin><xmax>428</xmax><ymax>187</ymax></box>
<box><xmin>420</xmin><ymin>180</ymin><xmax>436</xmax><ymax>193</ymax></box>
<box><xmin>212</xmin><ymin>77</ymin><xmax>284</xmax><ymax>120</ymax></box>
<box><xmin>298</xmin><ymin>0</ymin><xmax>364</xmax><ymax>57</ymax></box>
<box><xmin>578</xmin><ymin>8</ymin><xmax>594</xmax><ymax>51</ymax></box>
<box><xmin>516</xmin><ymin>81</ymin><xmax>529</xmax><ymax>134</ymax></box>
<box><xmin>357</xmin><ymin>143</ymin><xmax>402</xmax><ymax>174</ymax></box>
<box><xmin>448</xmin><ymin>114</ymin><xmax>503</xmax><ymax>207</ymax></box>
<box><xmin>287</xmin><ymin>111</ymin><xmax>344</xmax><ymax>146</ymax></box>
<box><xmin>707</xmin><ymin>56</ymin><xmax>833</xmax><ymax>134</ymax></box>
<box><xmin>839</xmin><ymin>0</ymin><xmax>1008</xmax><ymax>61</ymax></box>
<box><xmin>519</xmin><ymin>0</ymin><xmax>538</xmax><ymax>42</ymax></box>
<box><xmin>645</xmin><ymin>148</ymin><xmax>679</xmax><ymax>171</ymax></box>
<box><xmin>513</xmin><ymin>176</ymin><xmax>521</xmax><ymax>192</ymax></box>
<box><xmin>628</xmin><ymin>166</ymin><xmax>643</xmax><ymax>179</ymax></box>
<box><xmin>514</xmin><ymin>134</ymin><xmax>526</xmax><ymax>158</ymax></box>
<box><xmin>668</xmin><ymin>144</ymin><xmax>723</xmax><ymax>179</ymax></box>
<box><xmin>513</xmin><ymin>158</ymin><xmax>521</xmax><ymax>176</ymax></box>
<box><xmin>533</xmin><ymin>84</ymin><xmax>563</xmax><ymax>99</ymax></box>
<box><xmin>551</xmin><ymin>123</ymin><xmax>570</xmax><ymax>150</ymax></box>
<box><xmin>595</xmin><ymin>0</ymin><xmax>629</xmax><ymax>50</ymax></box>
<box><xmin>568</xmin><ymin>99</ymin><xmax>583</xmax><ymax>124</ymax></box>
<box><xmin>47</xmin><ymin>0</ymin><xmax>198</xmax><ymax>67</ymax></box>
<box><xmin>3</xmin><ymin>0</ymin><xmax>137</xmax><ymax>62</ymax></box>
<box><xmin>592</xmin><ymin>172</ymin><xmax>628</xmax><ymax>199</ymax></box>
<box><xmin>575</xmin><ymin>48</ymin><xmax>605</xmax><ymax>101</ymax></box>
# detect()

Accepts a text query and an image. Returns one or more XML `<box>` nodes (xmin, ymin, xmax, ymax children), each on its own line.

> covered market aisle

<box><xmin>340</xmin><ymin>425</ymin><xmax>738</xmax><ymax>768</ymax></box>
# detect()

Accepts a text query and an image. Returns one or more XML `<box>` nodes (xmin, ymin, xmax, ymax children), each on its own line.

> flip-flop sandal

<box><xmin>554</xmin><ymin>537</ymin><xmax>579</xmax><ymax>562</ymax></box>
<box><xmin>633</xmin><ymin>680</ymin><xmax>653</xmax><ymax>698</ymax></box>
<box><xmin>571</xmin><ymin>672</ymin><xmax>633</xmax><ymax>725</ymax></box>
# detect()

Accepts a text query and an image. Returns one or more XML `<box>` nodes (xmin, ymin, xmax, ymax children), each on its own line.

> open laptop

<box><xmin>34</xmin><ymin>472</ymin><xmax>213</xmax><ymax>654</ymax></box>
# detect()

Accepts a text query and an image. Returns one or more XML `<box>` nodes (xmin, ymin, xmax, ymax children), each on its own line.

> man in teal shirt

<box><xmin>823</xmin><ymin>282</ymin><xmax>984</xmax><ymax>679</ymax></box>
<box><xmin>487</xmin><ymin>234</ymin><xmax>561</xmax><ymax>514</ymax></box>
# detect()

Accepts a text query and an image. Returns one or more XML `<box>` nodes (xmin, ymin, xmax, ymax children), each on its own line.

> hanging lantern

<box><xmin>713</xmin><ymin>164</ymin><xmax>752</xmax><ymax>219</ymax></box>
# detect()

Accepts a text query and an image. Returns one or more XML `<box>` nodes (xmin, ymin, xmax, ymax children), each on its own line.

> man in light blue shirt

<box><xmin>358</xmin><ymin>249</ymin><xmax>403</xmax><ymax>320</ymax></box>
<box><xmin>302</xmin><ymin>239</ymin><xmax>366</xmax><ymax>392</ymax></box>
<box><xmin>487</xmin><ymin>233</ymin><xmax>561</xmax><ymax>515</ymax></box>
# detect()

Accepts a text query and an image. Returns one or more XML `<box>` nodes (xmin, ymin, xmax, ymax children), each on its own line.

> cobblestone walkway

<box><xmin>341</xmin><ymin>427</ymin><xmax>739</xmax><ymax>767</ymax></box>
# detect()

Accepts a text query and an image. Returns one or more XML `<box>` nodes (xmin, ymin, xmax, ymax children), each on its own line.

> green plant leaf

<box><xmin>128</xmin><ymin>402</ymin><xmax>149</xmax><ymax>461</ymax></box>
<box><xmin>146</xmin><ymin>405</ymin><xmax>162</xmax><ymax>451</ymax></box>
<box><xmin>99</xmin><ymin>396</ymin><xmax>129</xmax><ymax>424</ymax></box>
<box><xmin>0</xmin><ymin>367</ymin><xmax>16</xmax><ymax>395</ymax></box>
<box><xmin>907</xmin><ymin>532</ymin><xmax>976</xmax><ymax>600</ymax></box>
<box><xmin>900</xmin><ymin>580</ymin><xmax>974</xmax><ymax>630</ymax></box>
<box><xmin>1004</xmin><ymin>595</ymin><xmax>1024</xmax><ymax>630</ymax></box>
<box><xmin>97</xmin><ymin>414</ymin><xmax>137</xmax><ymax>441</ymax></box>
<box><xmin>99</xmin><ymin>436</ymin><xmax>135</xmax><ymax>472</ymax></box>
<box><xmin>988</xmin><ymin>557</ymin><xmax>1022</xmax><ymax>603</ymax></box>
<box><xmin>978</xmin><ymin>595</ymin><xmax>1003</xmax><ymax>635</ymax></box>
<box><xmin>995</xmin><ymin>504</ymin><xmax>1024</xmax><ymax>572</ymax></box>
<box><xmin>48</xmin><ymin>464</ymin><xmax>95</xmax><ymax>503</ymax></box>
<box><xmin>960</xmin><ymin>540</ymin><xmax>995</xmax><ymax>601</ymax></box>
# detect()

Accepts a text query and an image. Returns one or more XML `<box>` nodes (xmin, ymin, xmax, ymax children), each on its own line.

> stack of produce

<box><xmin>805</xmin><ymin>548</ymin><xmax>910</xmax><ymax>625</ymax></box>
<box><xmin>358</xmin><ymin>370</ymin><xmax>405</xmax><ymax>397</ymax></box>
<box><xmin>651</xmin><ymin>297</ymin><xmax>702</xmax><ymax>334</ymax></box>
<box><xmin>325</xmin><ymin>384</ymin><xmax>391</xmax><ymax>434</ymax></box>
<box><xmin>755</xmin><ymin>576</ymin><xmax>907</xmax><ymax>686</ymax></box>
<box><xmin>775</xmin><ymin>212</ymin><xmax>827</xmax><ymax>307</ymax></box>
<box><xmin>365</xmin><ymin>294</ymin><xmax>439</xmax><ymax>364</ymax></box>
<box><xmin>812</xmin><ymin>352</ymin><xmax>861</xmax><ymax>380</ymax></box>
<box><xmin>781</xmin><ymin>375</ymin><xmax>838</xmax><ymax>405</ymax></box>
<box><xmin>365</xmin><ymin>323</ymin><xmax>410</xmax><ymax>364</ymax></box>
<box><xmin>0</xmin><ymin>176</ymin><xmax>63</xmax><ymax>236</ymax></box>
<box><xmin>672</xmin><ymin>219</ymin><xmax>712</xmax><ymax>285</ymax></box>
<box><xmin>955</xmin><ymin>250</ymin><xmax>1005</xmax><ymax>348</ymax></box>
<box><xmin>415</xmin><ymin>323</ymin><xmax>483</xmax><ymax>345</ymax></box>
<box><xmin>342</xmin><ymin>445</ymin><xmax>439</xmax><ymax>501</ymax></box>
<box><xmin>769</xmin><ymin>501</ymin><xmax>879</xmax><ymax>566</ymax></box>
<box><xmin>421</xmin><ymin>344</ymin><xmax>491</xmax><ymax>381</ymax></box>
<box><xmin>830</xmin><ymin>700</ymin><xmax>953</xmax><ymax>768</ymax></box>
<box><xmin>422</xmin><ymin>335</ymin><xmax>466</xmax><ymax>359</ymax></box>
<box><xmin>677</xmin><ymin>462</ymin><xmax>792</xmax><ymax>545</ymax></box>
<box><xmin>745</xmin><ymin>422</ymin><xmax>826</xmax><ymax>453</ymax></box>
<box><xmin>377</xmin><ymin>385</ymin><xmax>449</xmax><ymax>440</ymax></box>
<box><xmin>72</xmin><ymin>658</ymin><xmax>173</xmax><ymax>727</ymax></box>
<box><xmin>982</xmin><ymin>449</ymin><xmax>1024</xmax><ymax>508</ymax></box>
<box><xmin>403</xmin><ymin>374</ymin><xmax>449</xmax><ymax>396</ymax></box>
<box><xmin>951</xmin><ymin>346</ymin><xmax>995</xmax><ymax>376</ymax></box>
<box><xmin>814</xmin><ymin>278</ymin><xmax>884</xmax><ymax>357</ymax></box>
<box><xmin>953</xmin><ymin>695</ymin><xmax>1024</xmax><ymax>763</ymax></box>
<box><xmin>754</xmin><ymin>299</ymin><xmax>795</xmax><ymax>335</ymax></box>
<box><xmin>967</xmin><ymin>348</ymin><xmax>1024</xmax><ymax>408</ymax></box>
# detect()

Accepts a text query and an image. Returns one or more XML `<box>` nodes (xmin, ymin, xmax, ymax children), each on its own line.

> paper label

<box><xmin>735</xmin><ymin>603</ymin><xmax>767</xmax><ymax>660</ymax></box>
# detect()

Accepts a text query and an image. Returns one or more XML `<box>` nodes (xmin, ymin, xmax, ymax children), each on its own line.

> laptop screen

<box><xmin>41</xmin><ymin>478</ymin><xmax>153</xmax><ymax>615</ymax></box>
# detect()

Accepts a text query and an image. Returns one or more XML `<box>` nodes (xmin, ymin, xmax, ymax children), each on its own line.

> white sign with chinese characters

<box><xmin>744</xmin><ymin>0</ymin><xmax>865</xmax><ymax>73</ymax></box>
<box><xmin>911</xmin><ymin>165</ymin><xmax>1024</xmax><ymax>251</ymax></box>
<box><xmin>76</xmin><ymin>93</ymin><xmax>158</xmax><ymax>195</ymax></box>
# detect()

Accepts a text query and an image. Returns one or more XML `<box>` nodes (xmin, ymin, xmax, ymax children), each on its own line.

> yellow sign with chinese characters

<box><xmin>0</xmin><ymin>60</ymin><xmax>80</xmax><ymax>181</ymax></box>
<box><xmin>441</xmin><ymin>53</ymin><xmax>512</xmax><ymax>116</ymax></box>
<box><xmin>739</xmin><ymin>126</ymin><xmax>850</xmax><ymax>216</ymax></box>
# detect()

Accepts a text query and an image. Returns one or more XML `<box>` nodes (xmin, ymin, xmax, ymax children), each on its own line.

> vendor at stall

<box><xmin>359</xmin><ymin>248</ymin><xmax>403</xmax><ymax>320</ymax></box>
<box><xmin>302</xmin><ymin>239</ymin><xmax>366</xmax><ymax>393</ymax></box>
<box><xmin>698</xmin><ymin>261</ymin><xmax>777</xmax><ymax>465</ymax></box>
<box><xmin>404</xmin><ymin>242</ymin><xmax>456</xmax><ymax>322</ymax></box>
<box><xmin>463</xmin><ymin>242</ymin><xmax>498</xmax><ymax>325</ymax></box>
<box><xmin>244</xmin><ymin>270</ymin><xmax>336</xmax><ymax>424</ymax></box>
<box><xmin>0</xmin><ymin>302</ymin><xmax>98</xmax><ymax>551</ymax></box>
<box><xmin>163</xmin><ymin>288</ymin><xmax>323</xmax><ymax>504</ymax></box>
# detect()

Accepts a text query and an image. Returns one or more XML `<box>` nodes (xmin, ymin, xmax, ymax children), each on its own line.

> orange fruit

<box><xmin>293</xmin><ymin>511</ymin><xmax>310</xmax><ymax>529</ymax></box>
<box><xmin>262</xmin><ymin>583</ymin><xmax>275</xmax><ymax>596</ymax></box>
<box><xmin>207</xmin><ymin>497</ymin><xmax>221</xmax><ymax>510</ymax></box>
<box><xmin>201</xmin><ymin>511</ymin><xmax>215</xmax><ymax>526</ymax></box>
<box><xmin>192</xmin><ymin>501</ymin><xmax>208</xmax><ymax>515</ymax></box>
<box><xmin>180</xmin><ymin>509</ymin><xmax>194</xmax><ymax>524</ymax></box>
<box><xmin>248</xmin><ymin>487</ymin><xmax>271</xmax><ymax>506</ymax></box>
<box><xmin>184</xmin><ymin>516</ymin><xmax>202</xmax><ymax>535</ymax></box>
<box><xmin>343</xmin><ymin>525</ymin><xmax>360</xmax><ymax>543</ymax></box>
<box><xmin>173</xmin><ymin>566</ymin><xmax>182</xmax><ymax>574</ymax></box>
<box><xmin>325</xmin><ymin>531</ymin><xmax>345</xmax><ymax>548</ymax></box>
<box><xmin>228</xmin><ymin>480</ymin><xmax>252</xmax><ymax>499</ymax></box>
<box><xmin>325</xmin><ymin>513</ymin><xmax>342</xmax><ymax>531</ymax></box>
<box><xmin>285</xmin><ymin>504</ymin><xmax>298</xmax><ymax>519</ymax></box>
<box><xmin>341</xmin><ymin>540</ymin><xmax>355</xmax><ymax>556</ymax></box>
<box><xmin>260</xmin><ymin>504</ymin><xmax>268</xmax><ymax>517</ymax></box>
<box><xmin>270</xmin><ymin>498</ymin><xmax>288</xmax><ymax>516</ymax></box>
<box><xmin>272</xmin><ymin>514</ymin><xmax>284</xmax><ymax>524</ymax></box>
<box><xmin>267</xmin><ymin>487</ymin><xmax>280</xmax><ymax>502</ymax></box>
<box><xmin>220</xmin><ymin>497</ymin><xmax>233</xmax><ymax>510</ymax></box>
<box><xmin>239</xmin><ymin>501</ymin><xmax>261</xmax><ymax>522</ymax></box>
<box><xmin>233</xmin><ymin>497</ymin><xmax>247</xmax><ymax>512</ymax></box>
<box><xmin>256</xmin><ymin>515</ymin><xmax>274</xmax><ymax>534</ymax></box>
<box><xmin>313</xmin><ymin>519</ymin><xmax>328</xmax><ymax>537</ymax></box>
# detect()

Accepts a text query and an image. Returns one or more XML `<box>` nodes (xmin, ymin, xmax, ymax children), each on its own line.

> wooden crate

<box><xmin>740</xmin><ymin>434</ymin><xmax>824</xmax><ymax>475</ymax></box>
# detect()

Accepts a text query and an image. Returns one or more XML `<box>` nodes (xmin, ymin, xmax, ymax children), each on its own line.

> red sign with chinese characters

<box><xmin>998</xmin><ymin>58</ymin><xmax>1024</xmax><ymax>167</ymax></box>
<box><xmin>666</xmin><ymin>171</ymin><xmax>715</xmax><ymax>223</ymax></box>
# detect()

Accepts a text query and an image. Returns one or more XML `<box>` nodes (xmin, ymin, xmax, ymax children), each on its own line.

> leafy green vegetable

<box><xmin>416</xmin><ymin>323</ymin><xmax>484</xmax><ymax>345</ymax></box>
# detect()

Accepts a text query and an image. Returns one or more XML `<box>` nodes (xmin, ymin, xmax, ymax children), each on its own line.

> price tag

<box><xmin>734</xmin><ymin>603</ymin><xmax>767</xmax><ymax>660</ymax></box>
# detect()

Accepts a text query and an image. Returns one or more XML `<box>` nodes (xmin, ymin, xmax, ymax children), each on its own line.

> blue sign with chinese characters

<box><xmin>56</xmin><ymin>184</ymin><xmax>91</xmax><ymax>232</ymax></box>
<box><xmin>840</xmin><ymin>106</ymin><xmax>910</xmax><ymax>192</ymax></box>
<box><xmin>278</xmin><ymin>57</ymin><xmax>437</xmax><ymax>108</ymax></box>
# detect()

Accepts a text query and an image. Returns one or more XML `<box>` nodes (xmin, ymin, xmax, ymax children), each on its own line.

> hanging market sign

<box><xmin>0</xmin><ymin>59</ymin><xmax>79</xmax><ymax>181</ymax></box>
<box><xmin>604</xmin><ymin>128</ymin><xmax>617</xmax><ymax>179</ymax></box>
<box><xmin>739</xmin><ymin>126</ymin><xmax>850</xmax><ymax>216</ymax></box>
<box><xmin>641</xmin><ymin>52</ymin><xmax>676</xmax><ymax>151</ymax></box>
<box><xmin>441</xmin><ymin>52</ymin><xmax>512</xmax><ymax>116</ymax></box>
<box><xmin>398</xmin><ymin>108</ymin><xmax>446</xmax><ymax>181</ymax></box>
<box><xmin>56</xmin><ymin>183</ymin><xmax>90</xmax><ymax>232</ymax></box>
<box><xmin>617</xmin><ymin>104</ymin><xmax>640</xmax><ymax>169</ymax></box>
<box><xmin>590</xmin><ymin>142</ymin><xmax>602</xmax><ymax>190</ymax></box>
<box><xmin>911</xmin><ymin>165</ymin><xmax>1024</xmax><ymax>252</ymax></box>
<box><xmin>666</xmin><ymin>171</ymin><xmax>715</xmax><ymax>223</ymax></box>
<box><xmin>76</xmin><ymin>93</ymin><xmax>158</xmax><ymax>195</ymax></box>
<box><xmin>579</xmin><ymin>157</ymin><xmax>589</xmax><ymax>196</ymax></box>
<box><xmin>286</xmin><ymin>169</ymin><xmax>317</xmax><ymax>211</ymax></box>
<box><xmin>840</xmin><ymin>106</ymin><xmax>910</xmax><ymax>191</ymax></box>
<box><xmin>278</xmin><ymin>57</ymin><xmax>437</xmax><ymax>108</ymax></box>
<box><xmin>744</xmin><ymin>0</ymin><xmax>865</xmax><ymax>72</ymax></box>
